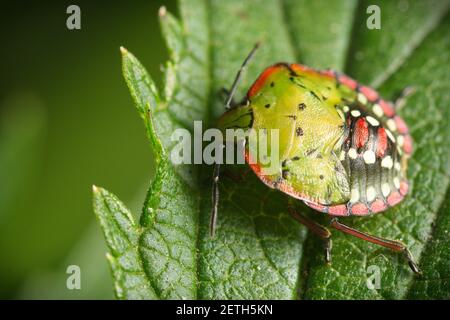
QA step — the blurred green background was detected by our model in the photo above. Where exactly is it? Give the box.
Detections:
[0,0,176,298]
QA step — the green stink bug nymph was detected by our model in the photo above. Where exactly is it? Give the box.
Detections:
[211,44,420,274]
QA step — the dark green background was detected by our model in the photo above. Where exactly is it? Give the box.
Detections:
[0,0,175,298]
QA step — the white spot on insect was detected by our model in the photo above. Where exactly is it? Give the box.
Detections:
[350,188,360,202]
[366,186,376,202]
[351,110,361,117]
[366,116,380,127]
[343,105,350,113]
[393,177,400,189]
[357,93,368,105]
[339,150,346,161]
[381,156,393,169]
[395,162,401,171]
[382,183,391,197]
[372,103,383,117]
[387,119,397,131]
[397,135,405,147]
[386,129,395,142]
[348,148,358,159]
[363,150,376,164]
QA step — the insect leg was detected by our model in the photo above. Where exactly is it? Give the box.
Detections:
[330,218,421,274]
[210,163,221,238]
[393,86,416,111]
[287,207,332,263]
[225,42,260,110]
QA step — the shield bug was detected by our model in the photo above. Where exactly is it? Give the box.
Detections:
[211,44,420,274]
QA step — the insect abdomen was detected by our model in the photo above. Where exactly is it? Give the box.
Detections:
[306,75,412,216]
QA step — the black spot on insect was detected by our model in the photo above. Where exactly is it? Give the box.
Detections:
[270,81,275,87]
[326,86,332,91]
[289,76,307,89]
[282,159,288,167]
[291,156,300,161]
[282,169,290,179]
[298,103,306,110]
[286,115,297,120]
[306,148,317,156]
[296,127,304,136]
[316,153,323,159]
[319,174,324,180]
[264,103,271,108]
[322,95,328,101]
[310,91,321,101]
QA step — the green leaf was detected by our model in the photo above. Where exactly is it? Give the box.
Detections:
[407,188,450,299]
[93,186,156,299]
[283,0,358,70]
[302,9,450,299]
[347,0,450,87]
[95,0,450,299]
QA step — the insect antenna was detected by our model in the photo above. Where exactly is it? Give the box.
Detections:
[225,42,260,110]
[210,43,260,238]
[210,162,221,237]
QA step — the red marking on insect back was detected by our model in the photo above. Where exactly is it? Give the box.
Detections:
[403,135,413,154]
[355,118,369,149]
[400,181,409,196]
[351,203,369,216]
[376,127,388,157]
[290,63,336,81]
[328,204,348,216]
[290,63,313,74]
[245,149,314,203]
[360,85,379,102]
[278,182,315,203]
[394,116,408,134]
[387,192,403,206]
[247,64,284,98]
[338,74,358,90]
[244,150,262,176]
[370,199,387,213]
[320,69,336,79]
[379,99,395,117]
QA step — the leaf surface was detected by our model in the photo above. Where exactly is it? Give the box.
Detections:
[94,0,450,299]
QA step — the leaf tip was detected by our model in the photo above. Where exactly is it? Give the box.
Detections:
[158,6,167,18]
[92,184,99,193]
[119,46,128,56]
